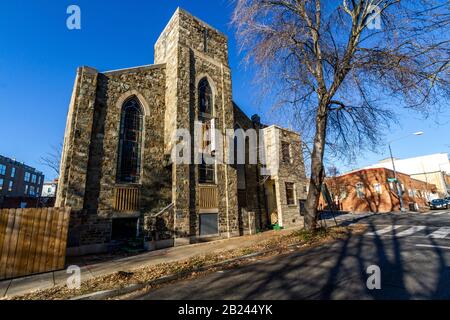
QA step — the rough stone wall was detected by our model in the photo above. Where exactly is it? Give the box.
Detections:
[56,67,98,210]
[58,8,307,251]
[67,210,112,247]
[233,104,269,231]
[320,168,435,213]
[155,8,239,240]
[264,126,308,229]
[88,65,170,216]
[58,64,172,247]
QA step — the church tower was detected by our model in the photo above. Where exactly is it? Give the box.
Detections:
[154,8,240,242]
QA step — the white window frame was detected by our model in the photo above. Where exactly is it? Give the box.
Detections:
[373,183,382,195]
[355,182,365,199]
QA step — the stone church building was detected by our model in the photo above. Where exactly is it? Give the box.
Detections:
[56,8,308,255]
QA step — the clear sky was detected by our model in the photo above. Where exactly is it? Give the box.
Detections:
[0,1,449,181]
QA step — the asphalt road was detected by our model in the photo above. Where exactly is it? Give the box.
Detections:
[127,211,450,300]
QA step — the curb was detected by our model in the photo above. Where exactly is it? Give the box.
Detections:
[70,245,299,300]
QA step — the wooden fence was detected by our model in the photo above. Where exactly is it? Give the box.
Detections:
[0,207,71,280]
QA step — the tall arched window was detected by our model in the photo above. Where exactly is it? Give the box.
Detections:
[198,77,213,119]
[198,77,215,184]
[117,97,143,183]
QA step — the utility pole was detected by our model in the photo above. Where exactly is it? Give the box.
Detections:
[387,131,424,212]
[389,144,405,212]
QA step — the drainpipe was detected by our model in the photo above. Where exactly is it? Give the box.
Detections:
[221,63,230,238]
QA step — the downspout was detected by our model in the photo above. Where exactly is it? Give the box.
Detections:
[221,63,230,238]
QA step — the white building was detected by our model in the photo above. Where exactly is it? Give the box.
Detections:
[365,153,450,197]
[41,180,58,197]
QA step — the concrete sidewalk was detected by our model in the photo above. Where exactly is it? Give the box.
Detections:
[0,229,294,299]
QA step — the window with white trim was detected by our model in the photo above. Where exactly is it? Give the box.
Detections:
[373,183,382,194]
[356,182,365,198]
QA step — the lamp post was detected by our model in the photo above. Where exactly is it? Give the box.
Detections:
[388,131,424,212]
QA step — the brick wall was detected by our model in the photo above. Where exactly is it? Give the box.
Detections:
[321,168,436,213]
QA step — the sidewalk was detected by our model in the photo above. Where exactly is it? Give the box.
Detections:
[0,229,294,299]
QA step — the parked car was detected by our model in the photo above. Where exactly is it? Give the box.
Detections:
[445,197,450,204]
[430,199,449,210]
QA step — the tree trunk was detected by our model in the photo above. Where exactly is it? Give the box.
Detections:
[304,102,328,231]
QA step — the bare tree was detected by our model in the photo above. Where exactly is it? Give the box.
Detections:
[232,0,449,231]
[40,143,62,178]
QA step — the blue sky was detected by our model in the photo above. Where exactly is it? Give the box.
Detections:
[0,1,448,181]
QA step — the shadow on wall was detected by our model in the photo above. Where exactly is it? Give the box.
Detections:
[321,170,432,213]
[352,171,395,213]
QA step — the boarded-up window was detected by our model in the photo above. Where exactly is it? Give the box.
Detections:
[199,213,218,236]
[200,213,219,236]
[286,182,295,205]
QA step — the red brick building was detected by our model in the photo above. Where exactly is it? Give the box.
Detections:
[319,168,437,213]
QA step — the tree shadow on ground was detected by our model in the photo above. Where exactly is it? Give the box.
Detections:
[133,215,450,300]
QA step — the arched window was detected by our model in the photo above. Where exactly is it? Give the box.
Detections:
[198,78,215,184]
[117,97,143,183]
[198,77,213,119]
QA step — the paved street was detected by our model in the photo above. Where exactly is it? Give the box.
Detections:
[129,211,450,300]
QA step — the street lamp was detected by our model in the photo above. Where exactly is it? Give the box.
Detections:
[388,131,424,212]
